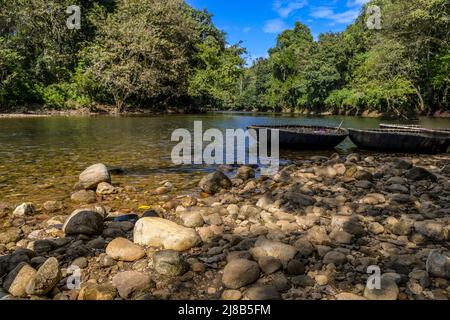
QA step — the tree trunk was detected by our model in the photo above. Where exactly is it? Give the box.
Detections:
[412,85,425,114]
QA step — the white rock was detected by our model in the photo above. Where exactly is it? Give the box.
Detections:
[133,217,201,251]
[13,203,35,217]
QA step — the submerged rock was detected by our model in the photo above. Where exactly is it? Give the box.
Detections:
[79,163,111,190]
[12,203,35,217]
[199,171,232,194]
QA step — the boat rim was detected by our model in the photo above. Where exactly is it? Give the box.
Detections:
[247,124,349,136]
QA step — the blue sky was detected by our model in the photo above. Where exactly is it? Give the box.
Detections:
[187,0,369,62]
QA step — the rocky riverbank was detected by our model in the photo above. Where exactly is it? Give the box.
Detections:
[0,153,449,300]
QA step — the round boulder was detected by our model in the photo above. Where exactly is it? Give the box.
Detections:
[79,163,111,190]
[63,209,104,236]
[222,259,260,289]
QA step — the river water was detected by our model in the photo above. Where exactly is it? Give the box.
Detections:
[0,113,449,206]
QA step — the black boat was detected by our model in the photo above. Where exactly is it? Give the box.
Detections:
[380,123,450,133]
[247,125,348,149]
[348,128,449,154]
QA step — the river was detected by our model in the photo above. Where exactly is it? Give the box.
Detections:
[0,113,449,206]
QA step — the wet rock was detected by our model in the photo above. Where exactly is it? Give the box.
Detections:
[222,259,260,289]
[26,257,61,296]
[250,238,297,267]
[243,285,281,300]
[405,167,437,182]
[426,250,450,279]
[96,182,117,195]
[236,166,255,180]
[79,163,111,190]
[71,190,97,204]
[221,290,242,300]
[43,201,63,213]
[3,263,36,297]
[153,250,189,276]
[364,276,399,300]
[133,217,201,251]
[180,212,204,228]
[63,210,104,236]
[258,257,282,275]
[78,283,117,300]
[106,238,145,262]
[199,171,232,194]
[112,271,152,299]
[12,203,35,217]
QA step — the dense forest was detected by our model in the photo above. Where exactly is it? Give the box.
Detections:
[0,0,449,116]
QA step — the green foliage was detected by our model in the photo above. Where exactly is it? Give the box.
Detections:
[237,0,450,115]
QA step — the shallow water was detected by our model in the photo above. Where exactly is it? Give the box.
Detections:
[0,113,449,205]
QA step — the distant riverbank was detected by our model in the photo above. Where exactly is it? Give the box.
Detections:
[1,106,450,119]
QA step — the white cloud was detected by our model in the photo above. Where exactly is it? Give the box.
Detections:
[332,9,360,23]
[273,0,308,18]
[309,7,360,24]
[263,19,288,34]
[346,0,369,6]
[310,7,334,18]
